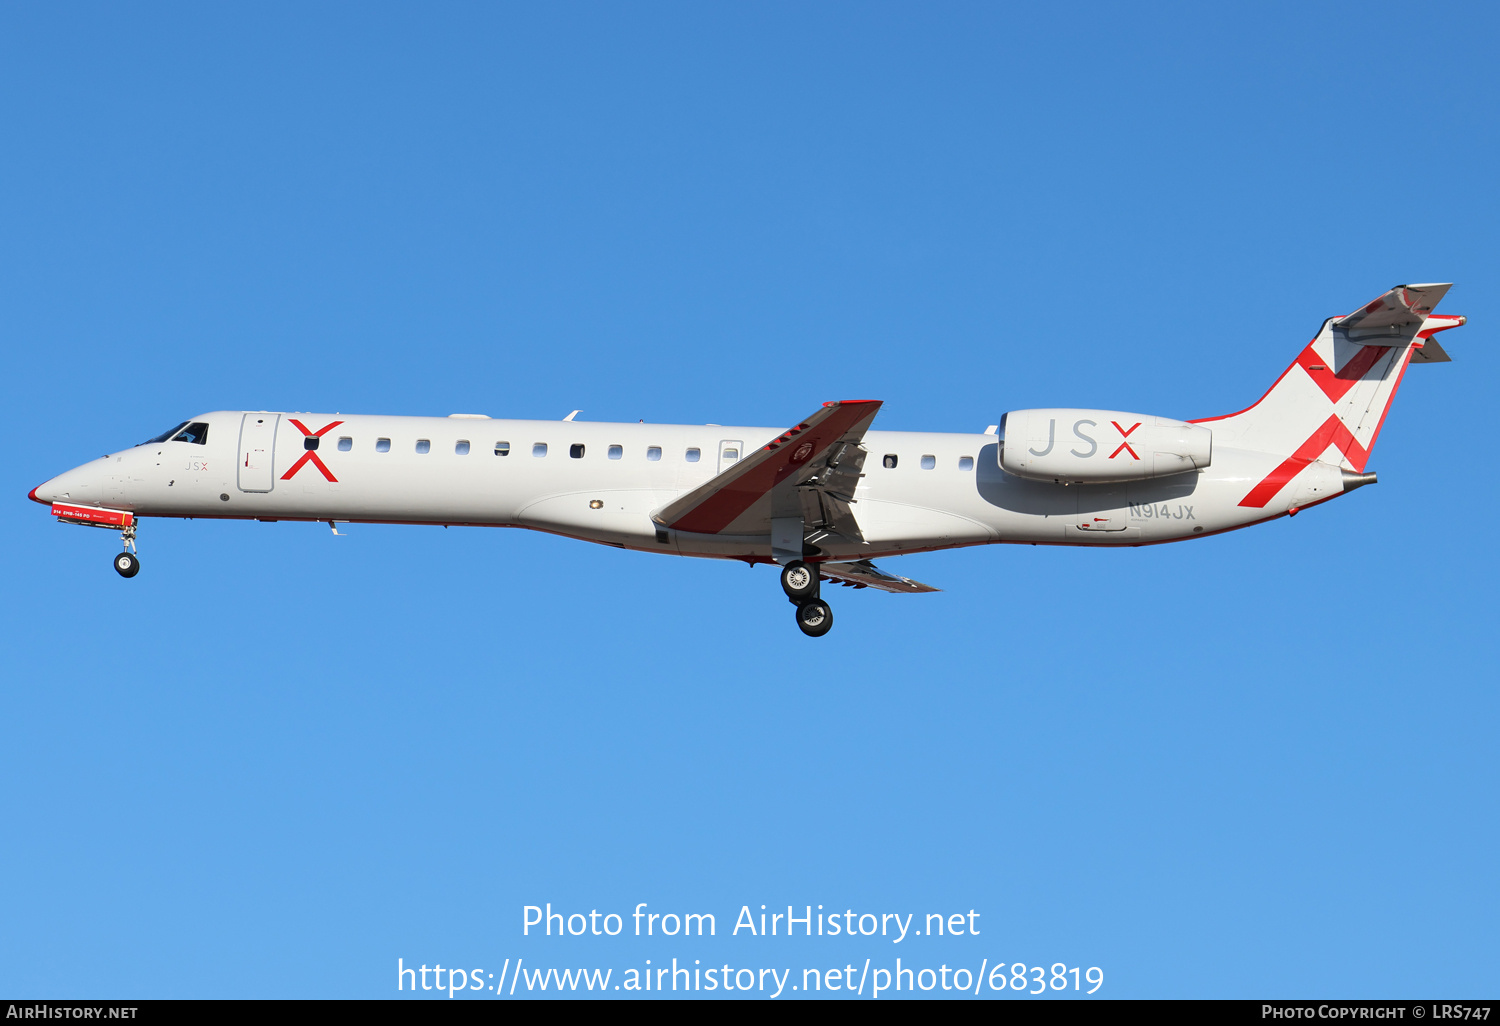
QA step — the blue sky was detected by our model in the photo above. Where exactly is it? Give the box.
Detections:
[2,1,1496,999]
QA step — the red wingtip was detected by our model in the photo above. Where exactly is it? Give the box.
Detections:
[28,486,44,504]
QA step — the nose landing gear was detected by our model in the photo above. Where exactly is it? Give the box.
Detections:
[114,522,140,578]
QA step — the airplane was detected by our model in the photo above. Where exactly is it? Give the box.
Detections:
[29,284,1465,637]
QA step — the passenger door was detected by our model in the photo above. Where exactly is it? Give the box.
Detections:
[717,439,744,476]
[238,414,280,492]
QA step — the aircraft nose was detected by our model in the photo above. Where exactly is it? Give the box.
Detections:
[30,468,84,506]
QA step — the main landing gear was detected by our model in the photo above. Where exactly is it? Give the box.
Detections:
[781,560,833,637]
[795,597,833,637]
[113,522,140,578]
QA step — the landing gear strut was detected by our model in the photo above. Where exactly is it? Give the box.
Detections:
[114,522,140,578]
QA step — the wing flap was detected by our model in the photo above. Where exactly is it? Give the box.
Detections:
[817,559,939,594]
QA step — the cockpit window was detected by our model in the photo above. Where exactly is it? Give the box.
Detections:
[144,422,190,445]
[173,422,210,445]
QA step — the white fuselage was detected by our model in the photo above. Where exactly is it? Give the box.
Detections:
[33,410,1336,561]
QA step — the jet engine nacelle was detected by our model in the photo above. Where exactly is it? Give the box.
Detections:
[1000,409,1212,483]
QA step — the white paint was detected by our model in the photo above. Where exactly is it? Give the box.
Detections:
[30,284,1464,608]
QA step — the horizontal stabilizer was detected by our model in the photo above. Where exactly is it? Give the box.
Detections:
[1334,283,1452,331]
[1409,337,1452,363]
[817,559,939,594]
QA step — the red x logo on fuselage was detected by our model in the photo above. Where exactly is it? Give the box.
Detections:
[280,419,344,482]
[1108,420,1142,460]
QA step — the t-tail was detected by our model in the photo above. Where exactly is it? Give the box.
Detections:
[1195,284,1466,509]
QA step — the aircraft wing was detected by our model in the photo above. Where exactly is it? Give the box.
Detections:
[652,399,882,539]
[817,559,940,594]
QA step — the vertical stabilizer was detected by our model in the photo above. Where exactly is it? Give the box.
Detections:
[1195,285,1464,509]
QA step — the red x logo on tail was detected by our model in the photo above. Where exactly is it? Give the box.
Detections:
[280,419,344,482]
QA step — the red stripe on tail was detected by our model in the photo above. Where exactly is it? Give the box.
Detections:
[1237,415,1371,508]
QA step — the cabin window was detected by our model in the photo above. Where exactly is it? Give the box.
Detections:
[376,438,391,453]
[570,444,585,459]
[685,447,701,463]
[722,447,739,461]
[416,439,431,454]
[455,440,470,455]
[304,436,320,451]
[608,445,623,460]
[337,437,352,451]
[958,456,974,471]
[494,441,510,456]
[883,454,898,469]
[647,446,662,461]
[533,443,548,457]
[921,454,936,470]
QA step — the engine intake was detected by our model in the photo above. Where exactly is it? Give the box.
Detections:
[999,409,1211,484]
